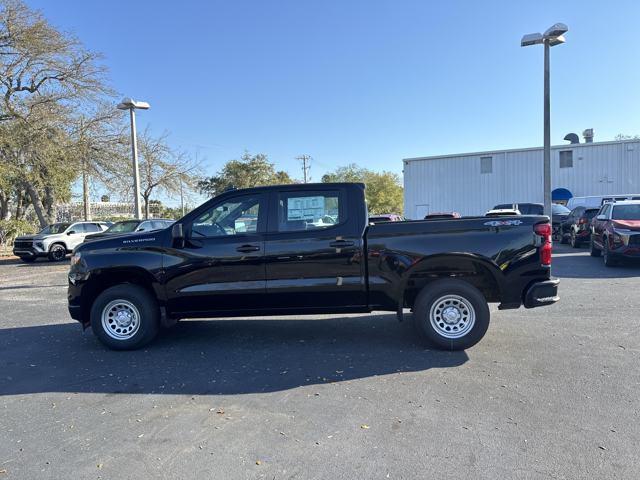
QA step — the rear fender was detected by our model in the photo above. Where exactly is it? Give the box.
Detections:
[399,253,506,307]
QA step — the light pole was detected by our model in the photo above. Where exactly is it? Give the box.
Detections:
[521,23,568,220]
[117,98,150,219]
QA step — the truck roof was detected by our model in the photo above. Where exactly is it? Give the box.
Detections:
[215,182,365,195]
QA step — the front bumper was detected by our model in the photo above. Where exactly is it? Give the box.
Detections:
[12,242,47,258]
[524,278,560,308]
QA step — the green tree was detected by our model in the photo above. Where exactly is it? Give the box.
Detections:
[198,152,295,197]
[322,163,403,214]
[0,0,114,228]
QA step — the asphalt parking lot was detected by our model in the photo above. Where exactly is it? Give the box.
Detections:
[1,244,639,479]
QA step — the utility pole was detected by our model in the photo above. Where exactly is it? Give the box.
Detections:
[82,160,91,221]
[521,23,568,220]
[117,98,150,220]
[180,178,185,216]
[297,155,311,183]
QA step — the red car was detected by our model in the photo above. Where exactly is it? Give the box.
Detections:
[590,201,640,266]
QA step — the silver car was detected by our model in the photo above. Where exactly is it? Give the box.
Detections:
[13,221,110,263]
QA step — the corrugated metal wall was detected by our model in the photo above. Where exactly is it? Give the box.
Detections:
[403,140,640,219]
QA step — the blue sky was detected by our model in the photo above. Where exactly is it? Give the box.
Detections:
[29,0,640,197]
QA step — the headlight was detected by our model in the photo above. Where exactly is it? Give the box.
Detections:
[70,251,82,266]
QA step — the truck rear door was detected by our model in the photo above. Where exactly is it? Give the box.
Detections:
[263,187,367,310]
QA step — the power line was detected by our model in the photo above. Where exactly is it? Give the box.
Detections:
[296,155,312,183]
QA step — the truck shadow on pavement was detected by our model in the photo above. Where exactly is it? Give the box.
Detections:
[0,314,468,396]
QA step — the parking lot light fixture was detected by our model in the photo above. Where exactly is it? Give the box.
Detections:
[117,98,151,219]
[521,23,568,220]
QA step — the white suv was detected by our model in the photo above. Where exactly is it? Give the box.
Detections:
[13,221,110,262]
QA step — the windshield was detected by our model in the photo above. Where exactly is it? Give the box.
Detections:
[552,204,571,215]
[39,223,70,234]
[585,209,599,219]
[106,221,140,233]
[612,205,640,220]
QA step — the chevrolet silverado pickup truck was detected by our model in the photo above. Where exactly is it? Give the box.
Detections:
[68,183,559,351]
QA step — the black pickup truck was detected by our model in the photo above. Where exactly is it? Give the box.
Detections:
[68,183,558,351]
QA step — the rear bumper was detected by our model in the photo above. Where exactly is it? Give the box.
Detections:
[524,278,559,308]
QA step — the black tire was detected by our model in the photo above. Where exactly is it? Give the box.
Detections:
[90,284,160,350]
[570,231,579,248]
[560,232,569,245]
[413,279,490,351]
[48,243,67,262]
[603,240,617,267]
[590,238,601,257]
[19,256,36,263]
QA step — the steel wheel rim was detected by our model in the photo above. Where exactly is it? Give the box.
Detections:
[429,294,476,339]
[52,246,65,260]
[101,299,141,340]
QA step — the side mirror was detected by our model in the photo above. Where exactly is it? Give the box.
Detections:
[171,223,184,248]
[596,215,606,221]
[67,231,75,235]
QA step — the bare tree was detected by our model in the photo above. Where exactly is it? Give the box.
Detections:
[0,0,110,123]
[134,129,201,219]
[66,105,129,219]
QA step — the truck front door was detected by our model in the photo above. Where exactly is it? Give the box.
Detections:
[164,193,267,315]
[263,187,367,310]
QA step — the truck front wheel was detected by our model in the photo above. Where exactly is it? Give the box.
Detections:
[90,284,159,350]
[413,279,490,351]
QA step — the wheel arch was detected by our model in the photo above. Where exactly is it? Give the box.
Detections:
[79,267,163,325]
[400,253,505,309]
[49,240,68,251]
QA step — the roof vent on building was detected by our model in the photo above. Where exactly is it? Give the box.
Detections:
[583,128,594,143]
[564,133,580,144]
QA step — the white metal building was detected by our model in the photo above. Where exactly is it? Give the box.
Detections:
[403,138,640,219]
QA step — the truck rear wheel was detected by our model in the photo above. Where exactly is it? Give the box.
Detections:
[90,284,159,350]
[413,279,490,351]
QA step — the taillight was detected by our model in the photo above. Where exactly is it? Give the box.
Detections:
[534,222,552,266]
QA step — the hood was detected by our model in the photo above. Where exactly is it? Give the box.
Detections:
[15,234,37,241]
[83,231,113,242]
[613,220,640,231]
[75,230,164,253]
[15,233,53,241]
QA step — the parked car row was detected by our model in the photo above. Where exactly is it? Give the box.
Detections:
[588,200,640,267]
[549,199,640,266]
[489,202,571,240]
[13,219,175,263]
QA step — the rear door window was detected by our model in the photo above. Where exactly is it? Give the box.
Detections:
[276,191,342,232]
[84,223,102,233]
